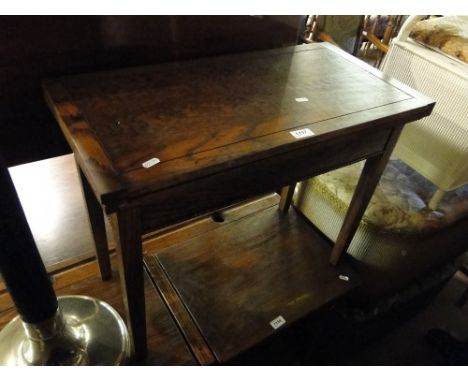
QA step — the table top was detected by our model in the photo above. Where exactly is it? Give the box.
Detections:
[43,43,434,211]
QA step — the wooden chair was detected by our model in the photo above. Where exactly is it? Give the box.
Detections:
[359,15,407,67]
[304,15,364,55]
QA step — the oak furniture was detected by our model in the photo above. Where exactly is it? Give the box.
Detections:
[43,43,434,360]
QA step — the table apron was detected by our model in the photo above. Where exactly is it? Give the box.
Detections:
[135,125,393,234]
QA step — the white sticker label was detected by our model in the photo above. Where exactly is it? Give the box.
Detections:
[142,157,161,168]
[295,97,309,103]
[290,128,315,139]
[270,315,286,330]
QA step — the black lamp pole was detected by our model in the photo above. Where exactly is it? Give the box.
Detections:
[0,154,130,365]
[0,156,58,323]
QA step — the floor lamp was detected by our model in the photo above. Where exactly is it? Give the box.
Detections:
[0,155,130,365]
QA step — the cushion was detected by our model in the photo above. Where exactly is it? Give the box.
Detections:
[293,158,468,297]
[410,16,468,64]
[313,158,468,234]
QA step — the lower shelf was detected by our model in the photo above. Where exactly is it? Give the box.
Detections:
[145,196,360,364]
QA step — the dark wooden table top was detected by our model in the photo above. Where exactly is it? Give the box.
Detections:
[43,43,433,212]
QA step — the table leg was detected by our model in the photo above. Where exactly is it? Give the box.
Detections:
[112,207,147,361]
[329,126,403,266]
[279,183,297,213]
[76,164,112,280]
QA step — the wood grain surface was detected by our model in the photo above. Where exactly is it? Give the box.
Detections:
[142,194,281,365]
[136,124,392,233]
[1,16,302,166]
[148,204,360,363]
[43,43,434,211]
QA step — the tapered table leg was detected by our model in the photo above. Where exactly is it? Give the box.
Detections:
[112,207,147,361]
[279,183,297,213]
[330,126,403,266]
[76,162,112,280]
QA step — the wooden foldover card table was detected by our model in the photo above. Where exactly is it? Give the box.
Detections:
[43,43,434,361]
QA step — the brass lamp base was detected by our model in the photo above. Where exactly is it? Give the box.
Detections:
[0,295,131,365]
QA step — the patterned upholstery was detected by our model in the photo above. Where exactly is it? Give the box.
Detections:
[410,16,468,64]
[307,159,468,234]
[293,159,468,297]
